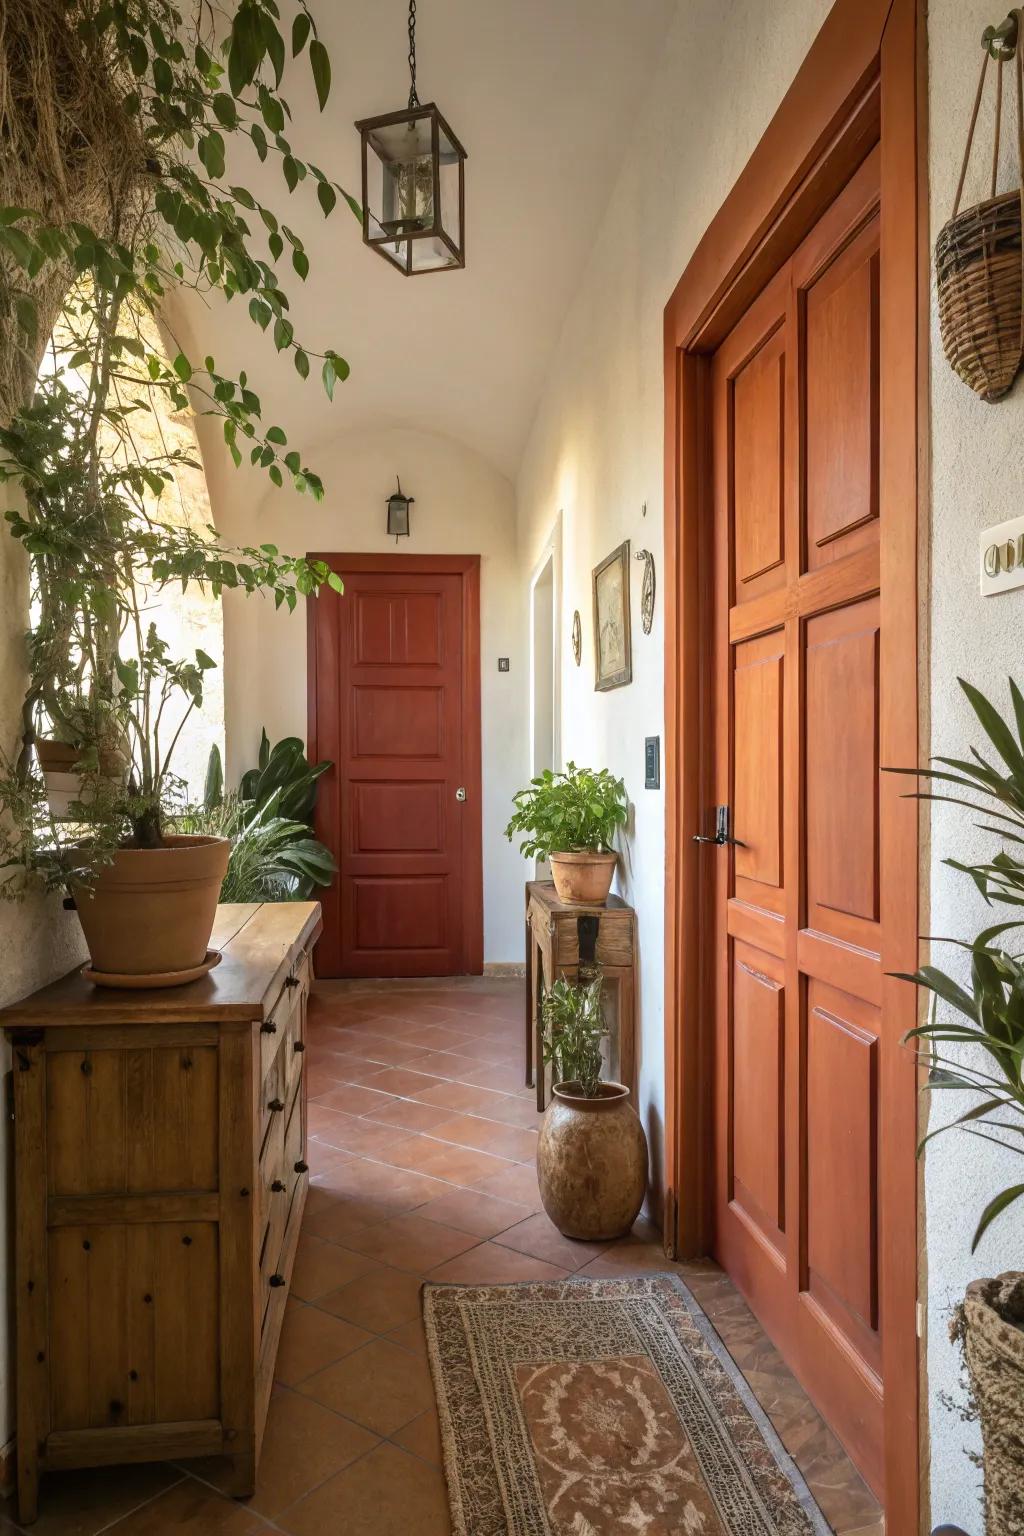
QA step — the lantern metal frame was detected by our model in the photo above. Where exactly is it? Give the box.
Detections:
[386,477,414,540]
[355,103,467,276]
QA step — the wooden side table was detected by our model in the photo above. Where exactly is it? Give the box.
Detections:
[524,880,636,1109]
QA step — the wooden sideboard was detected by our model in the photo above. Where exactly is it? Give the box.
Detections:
[525,880,636,1109]
[0,901,320,1524]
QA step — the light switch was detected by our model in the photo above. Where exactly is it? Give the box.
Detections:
[645,736,660,789]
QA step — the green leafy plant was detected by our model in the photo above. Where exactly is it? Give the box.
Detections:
[540,975,608,1098]
[179,729,334,901]
[504,762,627,862]
[894,677,1024,1251]
[0,1,357,873]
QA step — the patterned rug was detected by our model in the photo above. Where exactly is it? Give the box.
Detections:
[423,1273,830,1536]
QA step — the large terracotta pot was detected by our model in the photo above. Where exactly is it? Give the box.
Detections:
[537,1081,647,1241]
[72,835,229,980]
[961,1272,1024,1534]
[548,850,617,905]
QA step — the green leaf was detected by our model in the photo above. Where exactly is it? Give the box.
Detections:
[327,571,344,594]
[266,425,287,444]
[317,181,336,217]
[261,15,285,86]
[268,230,284,260]
[199,131,225,179]
[152,55,173,94]
[128,36,148,75]
[292,12,312,55]
[195,648,216,670]
[309,38,331,109]
[173,353,193,382]
[269,464,283,487]
[212,92,238,129]
[229,2,264,96]
[972,1183,1024,1251]
[248,297,272,330]
[250,122,268,161]
[292,248,309,279]
[283,155,299,193]
[321,357,335,400]
[294,348,309,379]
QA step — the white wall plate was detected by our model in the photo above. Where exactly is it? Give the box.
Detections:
[980,512,1024,596]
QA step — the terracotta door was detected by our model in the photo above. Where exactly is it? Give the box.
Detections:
[708,147,888,1490]
[308,555,482,978]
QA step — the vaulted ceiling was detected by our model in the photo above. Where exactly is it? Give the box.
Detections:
[172,0,677,479]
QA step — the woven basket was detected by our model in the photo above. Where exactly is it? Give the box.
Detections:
[937,19,1024,402]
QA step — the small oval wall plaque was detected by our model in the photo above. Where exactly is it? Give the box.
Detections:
[634,548,655,634]
[571,609,582,666]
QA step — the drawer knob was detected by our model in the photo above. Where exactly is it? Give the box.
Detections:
[294,1159,309,1174]
[269,1273,286,1288]
[268,1097,285,1113]
[271,1179,286,1193]
[261,1021,277,1035]
[293,1040,306,1053]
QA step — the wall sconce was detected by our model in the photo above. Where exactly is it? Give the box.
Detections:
[386,478,414,541]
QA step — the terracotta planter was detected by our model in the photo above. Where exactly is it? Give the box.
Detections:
[72,835,229,981]
[537,1081,647,1241]
[548,850,617,905]
[961,1272,1024,1533]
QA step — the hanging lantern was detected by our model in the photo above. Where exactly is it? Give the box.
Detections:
[355,0,467,275]
[386,478,414,540]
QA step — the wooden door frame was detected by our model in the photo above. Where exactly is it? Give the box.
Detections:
[661,0,926,1527]
[306,551,484,975]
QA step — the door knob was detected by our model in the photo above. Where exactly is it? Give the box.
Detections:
[692,805,745,847]
[455,787,467,802]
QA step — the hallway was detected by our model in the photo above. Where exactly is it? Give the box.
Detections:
[0,977,882,1535]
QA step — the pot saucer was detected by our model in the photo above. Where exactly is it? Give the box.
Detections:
[82,949,222,990]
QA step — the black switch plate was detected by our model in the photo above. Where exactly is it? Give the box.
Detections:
[498,657,510,672]
[645,735,660,789]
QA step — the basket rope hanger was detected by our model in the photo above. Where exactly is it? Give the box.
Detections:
[953,11,1023,219]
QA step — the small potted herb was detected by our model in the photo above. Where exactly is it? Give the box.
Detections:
[505,762,627,905]
[535,976,647,1242]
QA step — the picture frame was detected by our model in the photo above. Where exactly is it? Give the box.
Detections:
[592,539,632,691]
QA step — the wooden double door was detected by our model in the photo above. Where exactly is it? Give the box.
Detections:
[708,146,891,1490]
[307,554,483,978]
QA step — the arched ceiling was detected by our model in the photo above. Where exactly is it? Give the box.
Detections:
[172,0,677,480]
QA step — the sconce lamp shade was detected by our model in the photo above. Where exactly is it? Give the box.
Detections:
[386,479,414,539]
[355,103,467,275]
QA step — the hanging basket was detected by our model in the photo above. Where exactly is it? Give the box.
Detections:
[936,13,1024,403]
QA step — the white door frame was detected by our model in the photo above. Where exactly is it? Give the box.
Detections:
[528,511,562,780]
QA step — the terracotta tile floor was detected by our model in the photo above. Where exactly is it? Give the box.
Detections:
[2,977,884,1536]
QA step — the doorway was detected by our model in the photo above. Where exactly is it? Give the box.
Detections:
[307,553,483,978]
[529,518,562,877]
[663,0,923,1528]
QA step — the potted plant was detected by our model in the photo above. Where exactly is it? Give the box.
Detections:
[896,677,1024,1533]
[505,762,627,904]
[535,975,647,1241]
[0,2,356,982]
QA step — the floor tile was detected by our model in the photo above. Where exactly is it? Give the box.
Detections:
[276,1442,450,1536]
[364,1097,455,1133]
[274,1299,372,1386]
[289,1234,380,1300]
[187,1386,378,1517]
[13,1463,185,1536]
[308,1081,399,1118]
[99,1477,266,1535]
[494,1210,609,1271]
[359,1066,449,1098]
[390,1407,443,1466]
[318,1264,424,1332]
[297,1338,435,1436]
[342,1212,480,1273]
[462,1061,533,1094]
[414,1184,533,1238]
[427,1112,538,1163]
[411,1050,489,1081]
[308,1107,409,1159]
[311,1157,452,1215]
[471,1160,545,1210]
[385,1315,429,1358]
[426,1240,569,1285]
[379,1134,515,1188]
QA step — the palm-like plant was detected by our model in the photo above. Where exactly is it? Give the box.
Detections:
[895,677,1024,1250]
[540,976,608,1098]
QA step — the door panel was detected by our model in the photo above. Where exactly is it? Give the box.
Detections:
[309,559,482,978]
[711,148,885,1491]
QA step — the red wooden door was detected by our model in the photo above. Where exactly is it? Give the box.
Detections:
[308,555,482,978]
[709,149,888,1491]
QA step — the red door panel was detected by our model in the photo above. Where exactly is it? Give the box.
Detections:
[308,556,482,978]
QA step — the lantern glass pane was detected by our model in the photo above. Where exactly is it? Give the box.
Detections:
[437,121,462,252]
[364,116,435,248]
[387,496,410,537]
[408,234,460,273]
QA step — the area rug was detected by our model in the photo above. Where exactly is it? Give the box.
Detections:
[423,1272,830,1536]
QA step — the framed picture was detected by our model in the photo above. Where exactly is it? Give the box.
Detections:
[592,539,632,690]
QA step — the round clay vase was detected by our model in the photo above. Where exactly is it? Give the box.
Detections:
[961,1272,1024,1534]
[548,850,617,905]
[537,1081,648,1241]
[72,835,230,981]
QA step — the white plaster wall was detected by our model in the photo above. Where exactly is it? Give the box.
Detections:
[514,0,832,1198]
[206,424,526,966]
[926,4,1024,1527]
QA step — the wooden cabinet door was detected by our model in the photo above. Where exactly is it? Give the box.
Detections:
[709,148,888,1492]
[309,556,482,977]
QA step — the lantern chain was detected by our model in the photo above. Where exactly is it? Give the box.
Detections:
[407,0,420,109]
